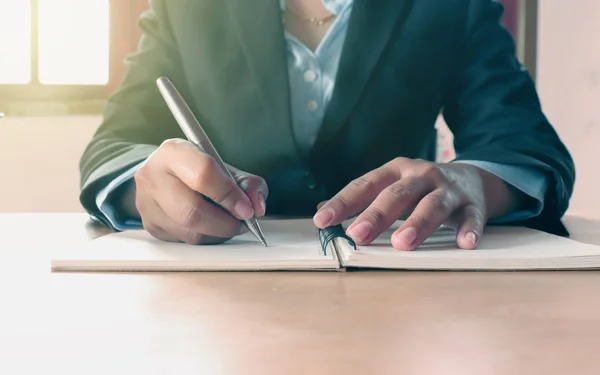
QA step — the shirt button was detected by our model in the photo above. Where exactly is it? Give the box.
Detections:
[303,70,317,82]
[307,100,318,112]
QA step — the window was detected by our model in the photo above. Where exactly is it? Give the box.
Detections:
[38,0,110,85]
[0,0,147,107]
[0,1,31,85]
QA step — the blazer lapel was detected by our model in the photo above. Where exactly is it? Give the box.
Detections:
[225,0,294,148]
[316,0,416,147]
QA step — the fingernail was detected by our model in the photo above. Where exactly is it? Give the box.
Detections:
[314,207,334,227]
[258,192,267,216]
[347,221,372,243]
[348,221,373,242]
[465,231,478,247]
[396,227,417,246]
[234,200,254,220]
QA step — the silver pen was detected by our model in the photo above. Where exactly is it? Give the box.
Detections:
[156,76,267,246]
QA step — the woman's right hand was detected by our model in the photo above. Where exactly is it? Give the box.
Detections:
[131,138,268,244]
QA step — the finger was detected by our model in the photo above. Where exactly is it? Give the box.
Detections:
[316,200,329,210]
[391,188,462,251]
[345,177,433,245]
[155,173,243,239]
[313,167,400,228]
[145,209,238,245]
[316,200,361,220]
[161,139,255,220]
[142,213,180,243]
[398,204,417,221]
[146,224,181,243]
[137,197,182,242]
[138,174,243,243]
[157,215,240,245]
[234,171,269,217]
[454,204,486,250]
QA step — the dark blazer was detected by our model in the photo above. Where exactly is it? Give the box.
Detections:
[79,0,575,235]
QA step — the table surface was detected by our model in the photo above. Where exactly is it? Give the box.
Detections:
[1,212,600,375]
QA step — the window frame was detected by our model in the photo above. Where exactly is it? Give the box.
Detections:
[0,0,146,107]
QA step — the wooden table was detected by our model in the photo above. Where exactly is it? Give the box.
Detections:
[1,213,600,374]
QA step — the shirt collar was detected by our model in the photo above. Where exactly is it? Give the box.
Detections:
[279,0,351,16]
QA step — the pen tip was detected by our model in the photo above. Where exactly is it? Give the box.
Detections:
[245,220,268,247]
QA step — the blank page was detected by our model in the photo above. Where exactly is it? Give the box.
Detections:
[339,222,600,270]
[51,219,338,271]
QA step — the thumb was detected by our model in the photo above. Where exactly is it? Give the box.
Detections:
[229,166,269,217]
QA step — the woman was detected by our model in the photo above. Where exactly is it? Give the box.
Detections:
[79,0,574,250]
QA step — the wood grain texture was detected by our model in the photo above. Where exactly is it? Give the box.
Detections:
[0,213,599,374]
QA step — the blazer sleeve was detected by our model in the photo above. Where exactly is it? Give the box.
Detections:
[442,0,575,235]
[78,0,187,220]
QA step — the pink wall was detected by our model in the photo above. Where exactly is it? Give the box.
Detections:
[537,0,600,215]
[0,116,98,212]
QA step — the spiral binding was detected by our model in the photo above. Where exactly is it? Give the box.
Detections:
[318,224,356,255]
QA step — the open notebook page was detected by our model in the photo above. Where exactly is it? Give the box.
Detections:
[336,222,600,270]
[51,218,339,271]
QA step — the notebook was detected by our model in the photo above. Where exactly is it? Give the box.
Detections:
[51,218,600,272]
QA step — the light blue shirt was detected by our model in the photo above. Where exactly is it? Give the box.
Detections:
[95,0,547,231]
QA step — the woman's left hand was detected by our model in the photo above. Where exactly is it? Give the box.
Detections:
[313,157,525,250]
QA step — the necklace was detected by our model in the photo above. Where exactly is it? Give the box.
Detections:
[286,7,335,26]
